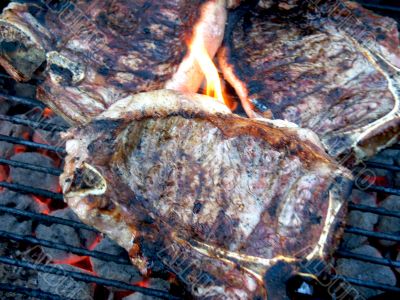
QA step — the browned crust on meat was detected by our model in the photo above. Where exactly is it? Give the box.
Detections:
[62,90,352,299]
[0,1,226,125]
[219,0,400,163]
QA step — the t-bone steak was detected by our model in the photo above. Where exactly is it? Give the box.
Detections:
[61,89,352,299]
[219,0,400,162]
[0,0,226,124]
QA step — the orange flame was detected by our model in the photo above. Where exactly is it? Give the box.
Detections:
[189,27,226,105]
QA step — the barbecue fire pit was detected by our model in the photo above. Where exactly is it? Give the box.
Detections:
[0,1,399,300]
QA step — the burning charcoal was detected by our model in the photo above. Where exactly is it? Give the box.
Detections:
[91,237,141,284]
[394,173,400,189]
[365,154,394,186]
[0,262,38,300]
[0,99,10,115]
[341,190,378,249]
[336,245,396,298]
[35,208,97,261]
[13,82,36,99]
[376,195,400,247]
[38,264,94,300]
[9,152,59,192]
[367,153,394,166]
[378,149,400,166]
[123,278,170,300]
[0,117,32,159]
[0,190,46,235]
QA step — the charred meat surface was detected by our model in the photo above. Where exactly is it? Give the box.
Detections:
[61,89,352,299]
[0,0,226,124]
[219,0,400,162]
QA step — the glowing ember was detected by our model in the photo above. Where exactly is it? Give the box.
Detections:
[189,26,226,106]
[53,256,95,273]
[43,107,53,118]
[13,132,30,154]
[0,165,8,191]
[135,278,150,288]
[364,175,389,187]
[88,235,102,251]
[32,195,50,214]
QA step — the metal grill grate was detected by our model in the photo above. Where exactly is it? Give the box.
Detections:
[0,86,180,299]
[0,1,399,299]
[0,79,399,299]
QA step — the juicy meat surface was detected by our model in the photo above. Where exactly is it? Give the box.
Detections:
[219,0,400,162]
[0,0,226,124]
[61,90,352,299]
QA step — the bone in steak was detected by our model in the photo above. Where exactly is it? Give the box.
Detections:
[0,0,226,124]
[219,0,400,162]
[61,89,352,299]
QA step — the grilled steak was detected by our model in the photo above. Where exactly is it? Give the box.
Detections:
[219,0,400,162]
[0,0,226,124]
[61,89,352,299]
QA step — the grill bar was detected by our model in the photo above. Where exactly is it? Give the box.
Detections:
[365,161,400,172]
[0,114,68,132]
[336,249,400,268]
[0,230,132,265]
[0,256,181,300]
[0,181,63,200]
[0,92,45,108]
[360,184,400,196]
[357,2,400,13]
[0,158,62,176]
[0,134,66,154]
[0,283,75,300]
[348,201,400,218]
[344,226,400,242]
[331,275,400,293]
[0,205,97,232]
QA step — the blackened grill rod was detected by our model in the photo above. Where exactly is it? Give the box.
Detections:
[0,134,66,154]
[0,283,76,300]
[0,181,63,200]
[336,249,400,268]
[0,158,62,176]
[0,205,96,232]
[0,256,181,300]
[357,2,400,13]
[331,274,400,293]
[344,226,400,242]
[0,114,68,132]
[360,184,400,196]
[364,161,400,172]
[348,201,400,218]
[0,92,45,108]
[0,230,132,265]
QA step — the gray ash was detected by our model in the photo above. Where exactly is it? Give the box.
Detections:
[336,245,396,299]
[91,237,141,285]
[9,152,59,192]
[35,208,98,262]
[38,264,94,300]
[341,190,378,250]
[0,190,46,236]
[0,115,32,159]
[335,148,400,298]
